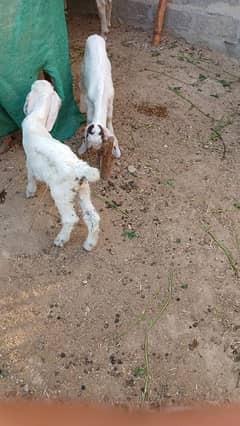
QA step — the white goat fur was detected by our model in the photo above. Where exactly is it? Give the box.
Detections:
[22,80,100,251]
[78,34,121,159]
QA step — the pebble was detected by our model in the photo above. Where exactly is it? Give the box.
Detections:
[23,384,29,393]
[128,165,137,175]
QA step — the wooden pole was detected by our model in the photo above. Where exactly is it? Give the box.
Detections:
[152,0,168,47]
[98,137,114,179]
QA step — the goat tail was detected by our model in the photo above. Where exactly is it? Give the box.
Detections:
[76,162,100,183]
[83,166,100,183]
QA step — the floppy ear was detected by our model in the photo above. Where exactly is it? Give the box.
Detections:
[78,138,88,156]
[23,93,30,115]
[45,91,62,132]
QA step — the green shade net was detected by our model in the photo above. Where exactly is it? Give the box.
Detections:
[0,0,84,140]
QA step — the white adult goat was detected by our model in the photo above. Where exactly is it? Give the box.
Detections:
[78,34,121,159]
[96,0,112,36]
[22,80,100,251]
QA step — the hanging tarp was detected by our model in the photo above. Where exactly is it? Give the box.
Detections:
[0,0,84,140]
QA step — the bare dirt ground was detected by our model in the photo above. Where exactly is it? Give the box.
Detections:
[1,16,240,408]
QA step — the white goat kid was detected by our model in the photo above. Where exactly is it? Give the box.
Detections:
[78,34,121,159]
[22,80,100,251]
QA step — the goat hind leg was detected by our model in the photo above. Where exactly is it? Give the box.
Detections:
[78,100,95,155]
[26,165,37,198]
[79,72,87,113]
[51,189,79,247]
[107,98,121,158]
[78,182,100,251]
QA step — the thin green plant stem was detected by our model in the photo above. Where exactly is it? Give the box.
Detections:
[141,271,173,402]
[93,191,129,217]
[203,225,238,276]
[168,86,215,121]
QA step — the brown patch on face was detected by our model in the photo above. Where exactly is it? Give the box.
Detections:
[98,125,105,145]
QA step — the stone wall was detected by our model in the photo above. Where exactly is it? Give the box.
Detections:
[67,0,240,58]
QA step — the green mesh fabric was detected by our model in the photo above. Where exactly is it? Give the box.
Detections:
[0,0,84,140]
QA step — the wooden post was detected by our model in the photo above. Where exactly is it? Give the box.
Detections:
[152,0,168,47]
[98,137,114,179]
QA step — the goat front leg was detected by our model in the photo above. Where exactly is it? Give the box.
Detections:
[78,99,94,156]
[26,165,37,198]
[78,181,100,251]
[79,93,87,114]
[106,0,112,29]
[107,98,121,158]
[51,187,79,247]
[79,69,87,114]
[96,0,109,36]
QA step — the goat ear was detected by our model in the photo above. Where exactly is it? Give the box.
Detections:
[46,91,62,132]
[23,94,30,115]
[78,138,88,156]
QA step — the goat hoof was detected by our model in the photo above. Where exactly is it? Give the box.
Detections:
[54,237,65,247]
[112,146,121,159]
[83,240,95,252]
[101,29,109,39]
[26,191,36,199]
